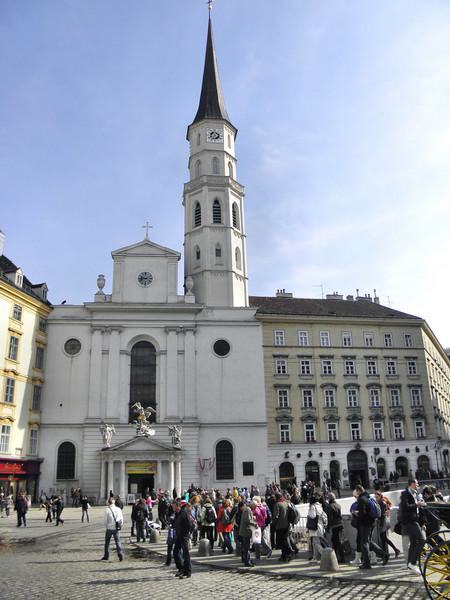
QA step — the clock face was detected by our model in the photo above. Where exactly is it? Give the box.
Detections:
[206,128,223,143]
[137,271,153,287]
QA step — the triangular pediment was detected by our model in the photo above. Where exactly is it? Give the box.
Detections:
[102,435,180,454]
[112,238,180,260]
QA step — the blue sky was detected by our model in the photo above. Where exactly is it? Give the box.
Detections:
[1,1,449,346]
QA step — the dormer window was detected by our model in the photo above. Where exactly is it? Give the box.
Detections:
[15,270,23,288]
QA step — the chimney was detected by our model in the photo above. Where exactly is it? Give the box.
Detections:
[346,295,354,301]
[326,292,343,300]
[276,289,293,298]
[0,230,5,256]
[373,289,380,304]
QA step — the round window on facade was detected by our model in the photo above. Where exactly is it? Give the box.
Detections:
[213,339,231,357]
[64,338,81,356]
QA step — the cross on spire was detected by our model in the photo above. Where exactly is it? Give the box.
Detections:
[207,0,213,12]
[142,221,153,240]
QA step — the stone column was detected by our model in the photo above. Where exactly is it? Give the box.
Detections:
[169,461,175,494]
[106,328,122,419]
[155,460,161,490]
[166,328,179,419]
[107,460,114,496]
[99,457,105,500]
[87,328,104,419]
[183,327,196,419]
[120,460,127,499]
[175,460,182,497]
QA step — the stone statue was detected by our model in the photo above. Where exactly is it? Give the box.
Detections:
[99,423,116,448]
[168,424,182,448]
[131,402,156,438]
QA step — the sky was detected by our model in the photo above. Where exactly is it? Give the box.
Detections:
[1,0,449,347]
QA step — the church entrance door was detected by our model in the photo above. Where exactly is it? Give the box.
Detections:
[128,474,154,498]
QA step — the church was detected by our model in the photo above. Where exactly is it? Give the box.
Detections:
[39,16,267,500]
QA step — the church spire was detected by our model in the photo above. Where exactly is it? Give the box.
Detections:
[190,15,232,128]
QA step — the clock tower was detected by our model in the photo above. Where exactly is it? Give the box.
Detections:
[183,15,248,307]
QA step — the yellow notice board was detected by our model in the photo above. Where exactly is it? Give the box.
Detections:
[126,461,157,475]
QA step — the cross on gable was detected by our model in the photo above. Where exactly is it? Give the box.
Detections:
[142,221,153,239]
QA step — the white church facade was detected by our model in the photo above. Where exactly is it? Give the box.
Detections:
[39,16,267,500]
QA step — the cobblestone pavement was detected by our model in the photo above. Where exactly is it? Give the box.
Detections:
[0,508,428,599]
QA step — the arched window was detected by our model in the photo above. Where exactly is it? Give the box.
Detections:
[216,440,234,480]
[376,457,386,479]
[212,156,219,174]
[196,132,201,146]
[227,134,231,148]
[279,461,295,487]
[195,246,201,262]
[228,161,233,178]
[395,456,409,478]
[194,202,202,227]
[305,461,320,486]
[417,455,431,479]
[232,202,240,229]
[329,460,341,484]
[195,160,201,178]
[235,247,242,270]
[129,341,156,423]
[212,199,222,224]
[56,442,76,480]
[215,244,222,261]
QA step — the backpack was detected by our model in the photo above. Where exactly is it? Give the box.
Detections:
[287,503,299,525]
[221,508,230,526]
[205,506,216,524]
[368,497,382,520]
[264,504,272,526]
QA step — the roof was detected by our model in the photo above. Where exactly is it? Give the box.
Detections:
[249,295,422,321]
[190,16,233,129]
[0,254,51,306]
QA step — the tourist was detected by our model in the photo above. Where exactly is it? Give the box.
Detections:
[307,492,328,562]
[45,498,53,523]
[14,493,28,527]
[374,491,400,558]
[399,478,426,574]
[353,485,388,570]
[55,495,65,526]
[238,500,256,567]
[101,496,124,562]
[165,509,176,566]
[199,495,217,551]
[134,498,149,542]
[272,492,293,562]
[81,495,90,523]
[172,499,193,578]
[324,493,345,563]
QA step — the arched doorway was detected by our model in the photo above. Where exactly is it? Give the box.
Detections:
[330,460,341,485]
[347,450,368,488]
[305,461,320,486]
[417,455,431,480]
[395,456,409,478]
[216,440,234,481]
[279,462,295,488]
[376,458,386,480]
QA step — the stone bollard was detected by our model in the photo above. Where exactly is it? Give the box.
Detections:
[198,538,211,556]
[148,529,160,544]
[320,548,340,572]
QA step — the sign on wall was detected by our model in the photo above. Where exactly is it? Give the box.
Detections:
[126,461,157,475]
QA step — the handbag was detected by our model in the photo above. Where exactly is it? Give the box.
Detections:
[306,515,318,530]
[251,526,261,545]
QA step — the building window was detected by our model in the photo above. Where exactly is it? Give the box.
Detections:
[195,246,201,261]
[16,271,23,287]
[274,330,285,346]
[214,244,222,260]
[386,359,397,376]
[415,420,426,439]
[364,333,375,347]
[56,441,76,479]
[227,134,232,148]
[194,202,202,227]
[373,421,384,441]
[35,347,44,370]
[275,358,288,375]
[228,161,233,178]
[212,156,219,174]
[197,132,201,146]
[327,423,338,442]
[4,378,15,403]
[242,461,254,476]
[320,331,330,347]
[129,341,156,423]
[279,424,291,443]
[13,304,22,321]
[393,421,404,440]
[344,359,356,375]
[350,423,361,441]
[235,247,242,270]
[298,331,309,346]
[384,333,393,347]
[32,385,42,410]
[216,440,234,480]
[324,388,335,408]
[369,388,381,407]
[0,425,11,453]
[38,317,47,333]
[8,336,19,361]
[322,359,333,375]
[302,389,314,408]
[232,202,240,229]
[389,388,401,407]
[277,388,289,408]
[212,198,222,223]
[305,423,316,442]
[29,429,38,455]
[404,334,413,348]
[299,359,311,375]
[407,360,417,375]
[347,388,358,407]
[367,360,378,375]
[342,332,352,347]
[194,160,201,178]
[410,388,422,407]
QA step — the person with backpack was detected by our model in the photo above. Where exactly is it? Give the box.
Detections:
[272,492,293,562]
[238,500,256,567]
[134,498,149,542]
[200,496,217,551]
[307,492,328,562]
[324,493,345,563]
[354,484,388,569]
[172,499,194,578]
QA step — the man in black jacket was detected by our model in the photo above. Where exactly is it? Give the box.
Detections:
[15,494,28,527]
[172,499,193,579]
[399,478,426,574]
[354,485,387,569]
